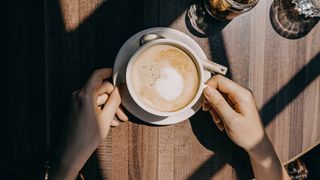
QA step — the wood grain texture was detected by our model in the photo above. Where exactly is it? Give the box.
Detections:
[3,0,319,179]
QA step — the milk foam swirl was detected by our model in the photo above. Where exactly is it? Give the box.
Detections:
[131,44,199,112]
[154,67,183,101]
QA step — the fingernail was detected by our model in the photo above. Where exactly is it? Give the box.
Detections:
[217,123,224,131]
[204,86,215,97]
[214,118,221,124]
[202,103,210,111]
[112,87,121,99]
[111,118,120,126]
[114,86,119,93]
[123,114,129,121]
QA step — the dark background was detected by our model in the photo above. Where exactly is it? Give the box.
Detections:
[2,0,46,179]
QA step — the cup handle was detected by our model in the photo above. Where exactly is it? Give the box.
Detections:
[202,59,228,75]
[139,33,227,75]
[140,34,165,46]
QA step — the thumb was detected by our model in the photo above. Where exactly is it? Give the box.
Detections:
[203,86,239,125]
[99,87,121,127]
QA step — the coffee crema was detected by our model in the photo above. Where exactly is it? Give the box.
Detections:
[131,44,199,112]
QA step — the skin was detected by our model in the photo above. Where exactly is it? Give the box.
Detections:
[50,68,128,179]
[203,75,290,180]
[50,69,289,180]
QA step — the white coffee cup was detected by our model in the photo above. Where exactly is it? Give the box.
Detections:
[126,34,226,117]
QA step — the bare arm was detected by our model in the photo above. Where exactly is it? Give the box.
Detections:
[247,135,290,180]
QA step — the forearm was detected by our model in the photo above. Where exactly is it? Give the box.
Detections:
[49,139,97,180]
[50,161,79,180]
[247,134,290,180]
[49,148,84,179]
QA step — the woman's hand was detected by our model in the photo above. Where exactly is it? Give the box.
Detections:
[203,75,290,180]
[203,75,264,151]
[51,68,128,180]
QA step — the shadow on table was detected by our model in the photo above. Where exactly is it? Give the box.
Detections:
[185,0,252,177]
[188,53,320,179]
[186,6,253,177]
[189,110,254,179]
[269,0,319,39]
[260,53,320,126]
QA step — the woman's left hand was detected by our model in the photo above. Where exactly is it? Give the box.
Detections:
[51,68,128,180]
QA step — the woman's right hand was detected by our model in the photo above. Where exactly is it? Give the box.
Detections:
[203,75,290,180]
[203,75,265,151]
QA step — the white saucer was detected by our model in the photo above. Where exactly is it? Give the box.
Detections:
[113,27,211,125]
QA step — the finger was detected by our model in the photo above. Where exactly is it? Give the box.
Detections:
[202,102,210,111]
[97,81,114,96]
[84,68,113,94]
[111,118,120,127]
[203,86,239,125]
[206,75,251,114]
[206,75,247,95]
[100,87,121,126]
[209,108,221,124]
[202,97,210,111]
[216,122,225,131]
[97,94,109,106]
[204,96,208,103]
[209,108,224,131]
[209,109,225,131]
[116,107,129,122]
[97,93,128,121]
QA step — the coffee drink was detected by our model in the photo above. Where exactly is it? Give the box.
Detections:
[131,44,199,112]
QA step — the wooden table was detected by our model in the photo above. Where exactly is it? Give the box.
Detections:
[3,0,319,179]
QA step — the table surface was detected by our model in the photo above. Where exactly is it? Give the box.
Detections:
[4,0,320,179]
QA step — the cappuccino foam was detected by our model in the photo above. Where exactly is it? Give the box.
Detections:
[131,44,199,112]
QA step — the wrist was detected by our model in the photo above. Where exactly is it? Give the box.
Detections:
[50,142,90,180]
[246,133,277,163]
[48,159,84,180]
[50,153,82,180]
[245,132,288,180]
[57,136,99,171]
